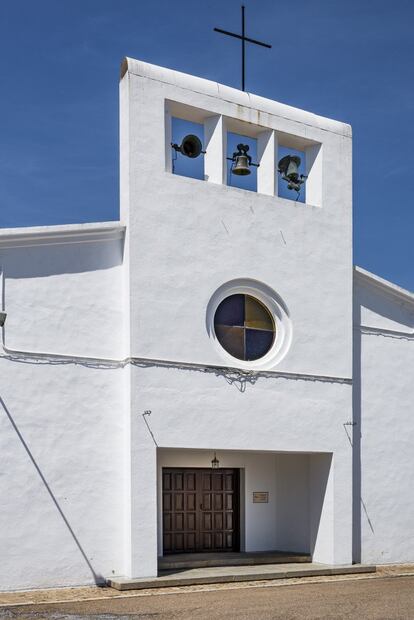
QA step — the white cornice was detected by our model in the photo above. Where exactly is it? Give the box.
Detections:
[0,221,125,249]
[121,57,351,138]
[354,266,414,305]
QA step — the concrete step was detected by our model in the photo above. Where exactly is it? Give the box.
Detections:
[108,562,376,591]
[158,550,311,570]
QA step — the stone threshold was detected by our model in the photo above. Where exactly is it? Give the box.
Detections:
[108,562,376,591]
[159,550,311,570]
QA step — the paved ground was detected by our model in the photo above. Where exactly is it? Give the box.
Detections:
[1,575,413,619]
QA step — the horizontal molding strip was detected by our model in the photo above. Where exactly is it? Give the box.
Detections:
[359,325,414,340]
[0,346,352,385]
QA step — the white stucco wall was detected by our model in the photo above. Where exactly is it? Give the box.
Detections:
[0,225,128,591]
[0,224,126,358]
[275,453,310,553]
[354,269,414,564]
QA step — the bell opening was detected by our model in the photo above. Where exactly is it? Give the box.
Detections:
[227,133,258,191]
[277,146,306,203]
[171,118,204,181]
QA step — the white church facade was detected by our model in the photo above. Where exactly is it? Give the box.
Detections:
[1,58,413,591]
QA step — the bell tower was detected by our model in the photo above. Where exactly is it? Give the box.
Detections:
[120,57,353,578]
[120,56,352,374]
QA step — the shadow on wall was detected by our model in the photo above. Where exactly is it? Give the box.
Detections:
[353,295,363,563]
[0,396,106,586]
[4,238,124,279]
[309,453,332,559]
[352,294,376,564]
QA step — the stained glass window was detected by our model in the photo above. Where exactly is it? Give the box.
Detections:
[214,294,275,361]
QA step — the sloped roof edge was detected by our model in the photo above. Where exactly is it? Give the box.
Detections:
[354,266,414,304]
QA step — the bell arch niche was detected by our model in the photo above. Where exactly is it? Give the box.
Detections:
[165,100,212,180]
[165,100,322,207]
[277,145,307,204]
[170,117,205,180]
[226,132,258,192]
[276,130,322,208]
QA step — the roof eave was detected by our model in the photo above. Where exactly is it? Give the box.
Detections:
[0,221,125,249]
[354,266,414,304]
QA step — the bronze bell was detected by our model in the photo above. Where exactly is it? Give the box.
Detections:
[278,154,306,192]
[171,134,204,158]
[230,143,253,176]
[278,155,301,182]
[232,153,251,175]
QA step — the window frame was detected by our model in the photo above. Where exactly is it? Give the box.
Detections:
[206,279,292,370]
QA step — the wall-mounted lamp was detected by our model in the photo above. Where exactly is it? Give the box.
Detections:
[211,451,220,469]
[0,312,7,327]
[227,144,259,176]
[278,155,307,194]
[171,134,205,159]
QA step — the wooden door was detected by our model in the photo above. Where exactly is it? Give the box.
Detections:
[162,468,239,554]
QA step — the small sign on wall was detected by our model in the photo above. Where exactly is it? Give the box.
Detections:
[253,491,269,503]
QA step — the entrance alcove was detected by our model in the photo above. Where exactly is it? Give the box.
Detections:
[157,448,333,565]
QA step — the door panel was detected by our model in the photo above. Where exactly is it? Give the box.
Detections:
[162,468,239,554]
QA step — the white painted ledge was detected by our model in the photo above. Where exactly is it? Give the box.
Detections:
[0,221,125,248]
[121,57,352,138]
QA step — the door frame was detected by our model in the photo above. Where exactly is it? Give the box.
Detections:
[161,467,241,555]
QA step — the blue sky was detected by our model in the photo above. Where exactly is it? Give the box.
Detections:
[1,0,413,289]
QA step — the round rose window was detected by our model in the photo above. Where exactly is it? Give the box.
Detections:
[214,294,276,361]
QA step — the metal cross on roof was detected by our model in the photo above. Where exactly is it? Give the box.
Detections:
[214,5,272,92]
